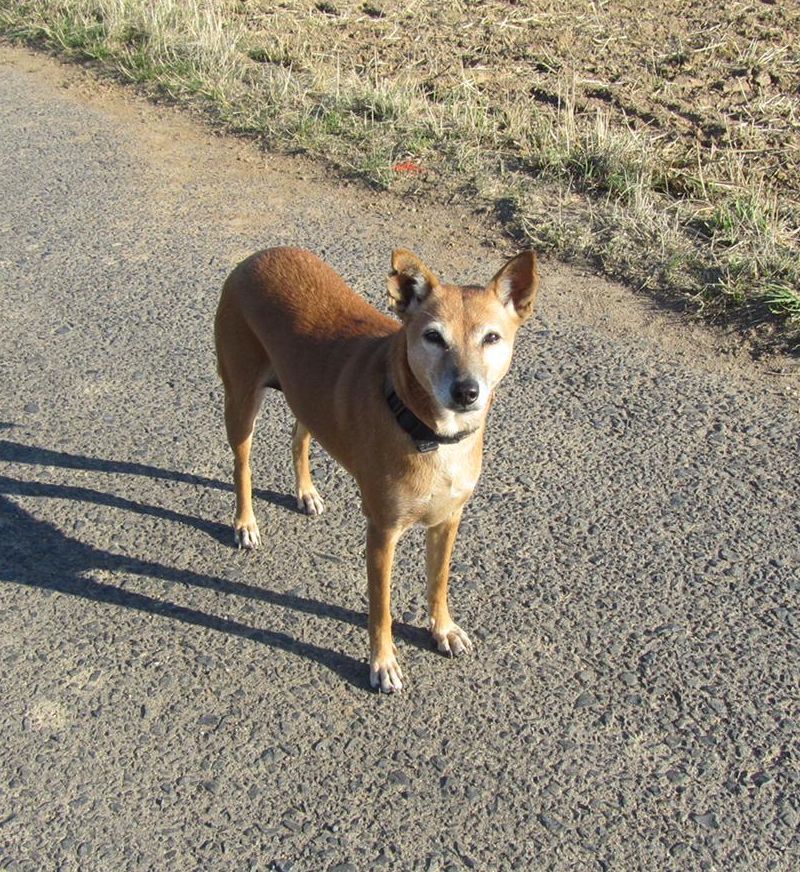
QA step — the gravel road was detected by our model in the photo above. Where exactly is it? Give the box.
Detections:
[1,48,798,872]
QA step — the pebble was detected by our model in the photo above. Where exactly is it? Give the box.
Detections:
[665,770,687,785]
[388,770,411,786]
[708,698,726,716]
[691,812,718,830]
[538,813,565,834]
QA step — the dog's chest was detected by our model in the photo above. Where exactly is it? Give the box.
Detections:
[411,442,481,526]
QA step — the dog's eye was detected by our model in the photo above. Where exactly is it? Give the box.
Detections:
[483,332,501,345]
[423,329,447,348]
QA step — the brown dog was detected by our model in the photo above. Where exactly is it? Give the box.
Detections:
[214,247,538,691]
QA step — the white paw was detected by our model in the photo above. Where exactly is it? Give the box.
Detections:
[296,486,324,516]
[431,621,473,657]
[369,652,404,693]
[234,518,261,550]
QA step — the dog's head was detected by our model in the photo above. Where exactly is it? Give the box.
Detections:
[388,248,538,435]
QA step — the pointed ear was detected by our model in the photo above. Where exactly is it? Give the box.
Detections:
[387,248,439,316]
[488,250,539,322]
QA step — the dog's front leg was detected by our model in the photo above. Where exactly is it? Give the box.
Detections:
[426,509,473,657]
[366,521,404,693]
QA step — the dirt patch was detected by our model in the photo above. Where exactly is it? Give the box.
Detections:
[25,699,69,731]
[243,0,800,199]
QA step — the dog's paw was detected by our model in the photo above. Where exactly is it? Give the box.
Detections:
[369,650,404,693]
[431,621,473,657]
[234,517,261,550]
[296,485,324,516]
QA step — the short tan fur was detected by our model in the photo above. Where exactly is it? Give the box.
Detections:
[214,246,538,691]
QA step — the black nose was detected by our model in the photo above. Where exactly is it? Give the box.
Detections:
[451,378,480,408]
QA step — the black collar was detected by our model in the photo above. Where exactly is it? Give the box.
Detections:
[386,388,475,453]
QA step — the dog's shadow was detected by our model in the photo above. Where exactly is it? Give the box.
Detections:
[0,438,431,690]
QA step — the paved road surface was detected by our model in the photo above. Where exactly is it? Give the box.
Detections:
[1,48,798,871]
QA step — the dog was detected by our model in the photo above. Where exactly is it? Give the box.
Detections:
[214,246,538,692]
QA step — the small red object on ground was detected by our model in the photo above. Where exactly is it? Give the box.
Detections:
[392,161,424,173]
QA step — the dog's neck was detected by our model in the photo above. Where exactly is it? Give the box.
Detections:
[387,331,486,442]
[388,332,439,431]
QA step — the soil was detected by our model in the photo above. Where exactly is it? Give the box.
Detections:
[244,0,800,202]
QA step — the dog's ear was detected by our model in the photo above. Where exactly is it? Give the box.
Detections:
[387,249,439,316]
[488,250,539,323]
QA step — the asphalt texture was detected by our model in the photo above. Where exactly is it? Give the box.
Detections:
[1,48,799,872]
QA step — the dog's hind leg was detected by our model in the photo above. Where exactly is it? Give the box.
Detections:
[224,385,266,548]
[215,301,271,549]
[291,420,324,516]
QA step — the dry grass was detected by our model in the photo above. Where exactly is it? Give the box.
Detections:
[2,0,798,346]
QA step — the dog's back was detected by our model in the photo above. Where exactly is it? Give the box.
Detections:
[222,246,396,349]
[215,247,399,471]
